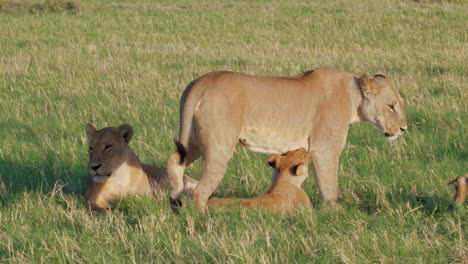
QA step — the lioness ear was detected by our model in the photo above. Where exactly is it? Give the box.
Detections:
[373,71,387,78]
[117,124,133,143]
[360,74,379,99]
[85,124,97,144]
[290,163,306,176]
[267,154,282,169]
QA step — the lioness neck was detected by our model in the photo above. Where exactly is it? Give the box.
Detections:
[349,76,365,124]
[118,149,153,195]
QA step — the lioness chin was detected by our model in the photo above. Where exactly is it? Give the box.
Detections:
[167,67,407,212]
[85,124,198,214]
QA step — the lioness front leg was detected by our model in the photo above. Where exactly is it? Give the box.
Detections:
[86,200,109,215]
[310,151,340,205]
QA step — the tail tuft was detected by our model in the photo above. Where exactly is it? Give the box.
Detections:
[175,140,187,165]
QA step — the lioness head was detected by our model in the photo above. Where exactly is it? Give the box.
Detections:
[359,72,408,141]
[85,124,134,183]
[267,148,309,187]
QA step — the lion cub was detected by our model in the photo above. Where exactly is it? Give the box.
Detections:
[85,124,198,214]
[207,148,311,213]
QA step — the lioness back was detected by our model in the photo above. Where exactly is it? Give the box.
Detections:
[184,68,356,154]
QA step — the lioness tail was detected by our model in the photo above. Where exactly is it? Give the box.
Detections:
[175,140,187,165]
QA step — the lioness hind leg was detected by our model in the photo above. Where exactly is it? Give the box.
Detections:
[86,200,109,215]
[193,147,235,212]
[167,146,200,208]
[183,174,198,192]
[167,151,185,207]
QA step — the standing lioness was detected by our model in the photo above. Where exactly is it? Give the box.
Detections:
[167,68,407,212]
[85,124,197,214]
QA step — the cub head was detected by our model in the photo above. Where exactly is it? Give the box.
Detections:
[85,124,133,183]
[359,72,408,141]
[267,148,309,187]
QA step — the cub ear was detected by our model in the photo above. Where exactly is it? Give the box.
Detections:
[290,163,306,176]
[373,71,387,78]
[117,124,133,143]
[85,124,97,144]
[360,74,380,99]
[267,154,282,169]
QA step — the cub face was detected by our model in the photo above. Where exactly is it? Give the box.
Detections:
[267,148,310,187]
[85,124,133,183]
[360,73,408,141]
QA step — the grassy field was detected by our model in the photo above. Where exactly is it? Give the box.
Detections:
[0,0,467,262]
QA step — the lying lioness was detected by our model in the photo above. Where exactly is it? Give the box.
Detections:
[85,124,198,214]
[207,148,311,214]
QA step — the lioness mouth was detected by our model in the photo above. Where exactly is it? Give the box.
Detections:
[384,133,399,141]
[93,174,111,183]
[95,172,111,177]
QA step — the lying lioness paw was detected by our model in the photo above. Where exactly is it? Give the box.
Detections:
[85,124,198,214]
[207,148,311,214]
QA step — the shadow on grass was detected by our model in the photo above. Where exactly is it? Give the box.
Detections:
[0,153,87,206]
[394,193,452,216]
[346,189,453,216]
[0,0,80,15]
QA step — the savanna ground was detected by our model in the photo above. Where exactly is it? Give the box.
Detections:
[0,0,467,262]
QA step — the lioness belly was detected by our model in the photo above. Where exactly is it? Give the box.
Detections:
[239,128,308,154]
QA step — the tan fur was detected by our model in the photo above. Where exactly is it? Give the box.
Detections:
[448,175,467,205]
[167,68,408,212]
[208,148,311,214]
[85,124,198,214]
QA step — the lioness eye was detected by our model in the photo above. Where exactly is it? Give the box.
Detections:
[388,104,396,112]
[88,146,93,151]
[104,144,112,151]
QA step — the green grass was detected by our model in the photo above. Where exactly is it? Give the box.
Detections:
[1,0,467,262]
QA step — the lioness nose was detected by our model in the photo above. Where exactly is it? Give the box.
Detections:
[90,164,102,171]
[400,126,407,132]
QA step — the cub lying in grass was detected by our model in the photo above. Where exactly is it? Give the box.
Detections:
[207,148,311,214]
[85,124,198,214]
